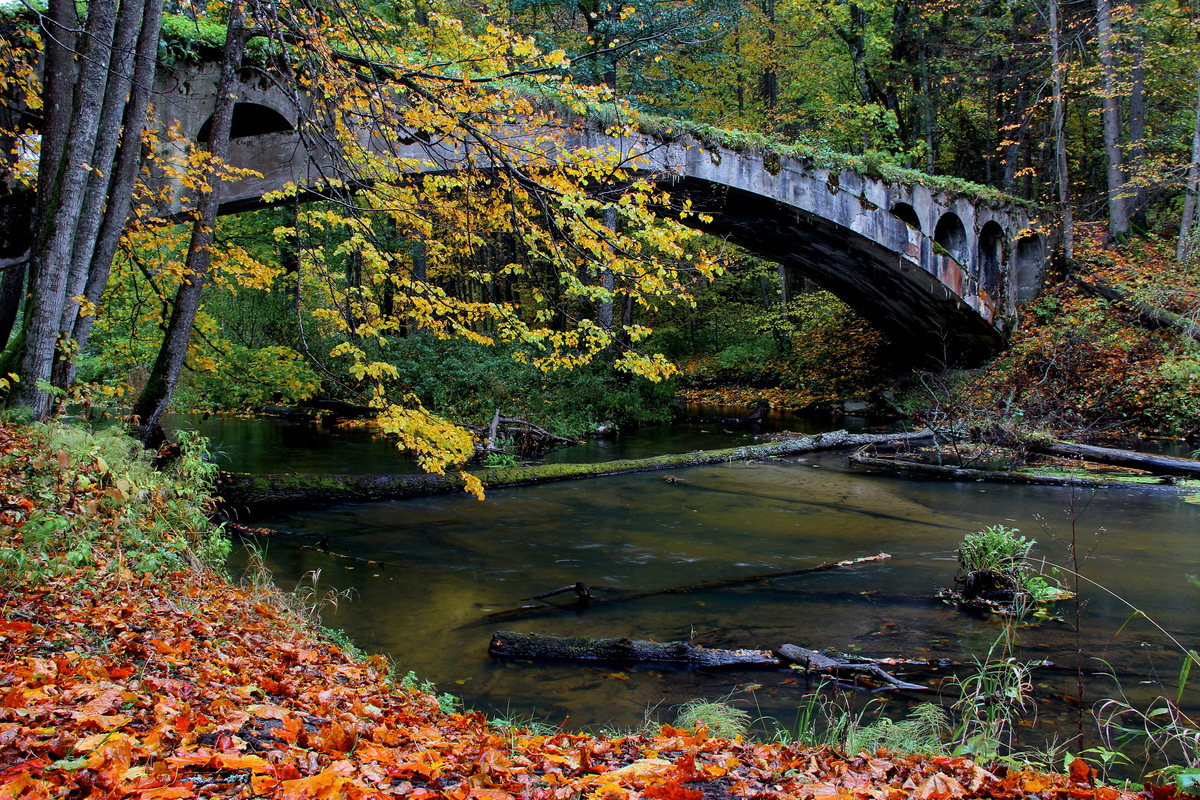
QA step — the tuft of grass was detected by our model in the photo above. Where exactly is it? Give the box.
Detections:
[673,699,752,739]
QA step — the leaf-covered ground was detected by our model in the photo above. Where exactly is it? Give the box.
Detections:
[0,421,1184,799]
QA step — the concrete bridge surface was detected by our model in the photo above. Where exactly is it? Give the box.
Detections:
[153,63,1053,361]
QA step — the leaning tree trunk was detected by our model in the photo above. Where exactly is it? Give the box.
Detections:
[16,0,120,418]
[132,0,246,440]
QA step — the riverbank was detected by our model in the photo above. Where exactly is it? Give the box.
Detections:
[0,420,1182,799]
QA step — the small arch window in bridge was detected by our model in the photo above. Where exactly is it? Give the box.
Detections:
[1013,235,1046,303]
[933,212,968,262]
[890,202,921,231]
[977,221,1005,298]
[197,102,294,142]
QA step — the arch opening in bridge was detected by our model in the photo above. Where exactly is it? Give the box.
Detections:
[1013,235,1046,303]
[978,221,1004,300]
[934,212,968,262]
[197,102,294,142]
[890,202,921,230]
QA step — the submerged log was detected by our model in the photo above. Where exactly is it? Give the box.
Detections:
[472,552,892,626]
[219,429,932,507]
[488,631,778,668]
[1027,440,1200,479]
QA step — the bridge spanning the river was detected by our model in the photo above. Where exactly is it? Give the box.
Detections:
[154,63,1053,361]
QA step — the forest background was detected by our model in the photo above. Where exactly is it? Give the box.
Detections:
[2,0,1200,469]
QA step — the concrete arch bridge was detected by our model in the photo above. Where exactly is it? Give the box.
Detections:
[153,63,1053,362]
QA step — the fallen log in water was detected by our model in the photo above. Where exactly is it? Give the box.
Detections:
[471,552,892,626]
[488,631,779,668]
[1026,440,1200,479]
[218,429,932,507]
[849,452,1125,487]
[488,633,936,690]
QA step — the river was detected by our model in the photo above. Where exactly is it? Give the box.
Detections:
[181,409,1200,764]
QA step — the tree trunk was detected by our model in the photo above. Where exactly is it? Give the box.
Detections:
[50,0,142,389]
[1126,22,1147,230]
[16,0,120,417]
[1178,66,1200,263]
[1050,0,1074,261]
[1097,0,1129,243]
[132,0,247,439]
[54,0,165,391]
[217,429,933,506]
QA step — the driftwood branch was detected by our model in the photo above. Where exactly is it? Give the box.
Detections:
[218,429,933,507]
[775,644,928,692]
[471,552,892,626]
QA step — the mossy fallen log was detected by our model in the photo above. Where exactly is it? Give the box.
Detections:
[488,631,779,668]
[850,452,1127,487]
[1027,440,1200,479]
[217,429,931,507]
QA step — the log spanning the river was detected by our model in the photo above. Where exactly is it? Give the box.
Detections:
[217,429,932,507]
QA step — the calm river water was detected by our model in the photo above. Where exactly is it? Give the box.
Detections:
[179,410,1200,759]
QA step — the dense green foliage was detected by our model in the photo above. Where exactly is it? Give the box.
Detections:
[0,421,229,584]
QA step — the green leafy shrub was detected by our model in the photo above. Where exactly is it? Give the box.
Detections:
[0,423,229,585]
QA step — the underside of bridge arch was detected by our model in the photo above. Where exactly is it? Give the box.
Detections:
[664,178,1005,364]
[197,102,294,142]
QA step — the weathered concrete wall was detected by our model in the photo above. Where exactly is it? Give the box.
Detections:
[150,63,1051,362]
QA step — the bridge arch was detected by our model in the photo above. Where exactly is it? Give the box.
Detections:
[978,221,1005,301]
[890,202,921,230]
[934,212,969,263]
[197,102,294,142]
[1013,235,1047,303]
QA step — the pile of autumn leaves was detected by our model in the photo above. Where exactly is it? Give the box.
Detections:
[0,423,1181,799]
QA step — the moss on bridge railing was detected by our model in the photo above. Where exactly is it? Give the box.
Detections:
[509,83,1037,209]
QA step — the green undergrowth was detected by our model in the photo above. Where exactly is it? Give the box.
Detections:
[0,420,230,585]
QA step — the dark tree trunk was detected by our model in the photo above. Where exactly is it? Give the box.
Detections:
[132,0,247,439]
[1050,0,1074,261]
[54,0,165,390]
[17,0,120,417]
